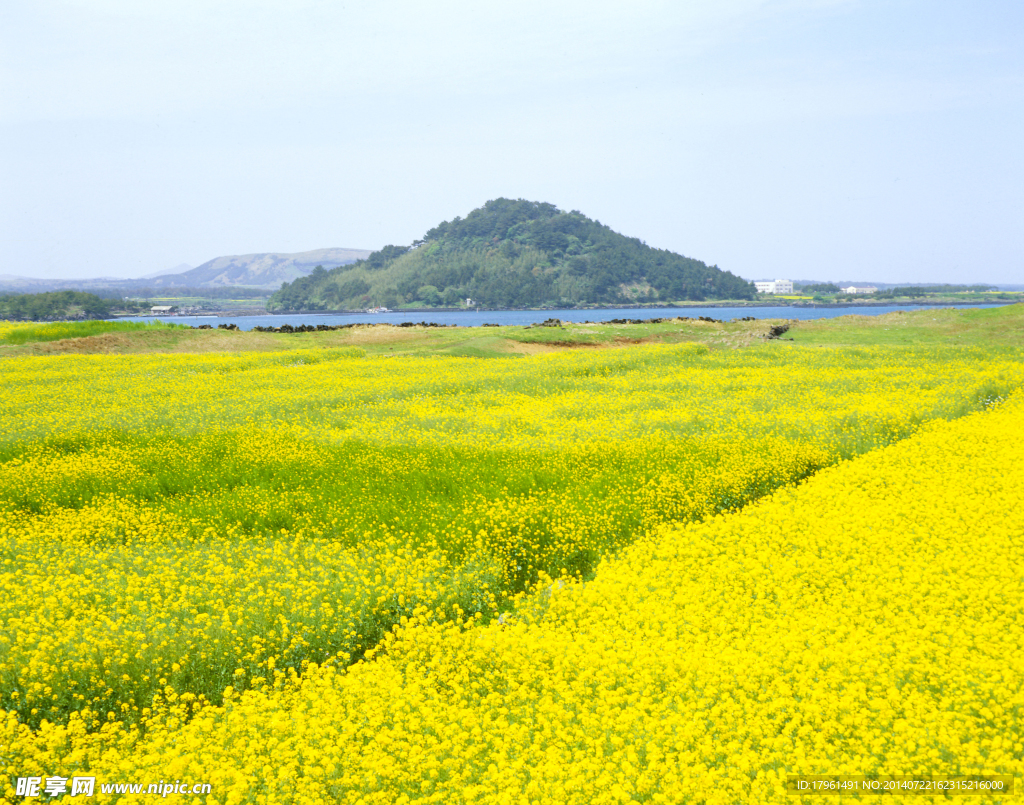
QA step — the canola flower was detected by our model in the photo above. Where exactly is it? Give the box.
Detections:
[2,343,1022,451]
[3,376,1022,803]
[0,339,1023,802]
[0,429,830,730]
[0,322,26,341]
[0,320,184,346]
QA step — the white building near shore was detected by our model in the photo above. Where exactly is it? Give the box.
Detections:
[754,279,794,294]
[841,285,878,294]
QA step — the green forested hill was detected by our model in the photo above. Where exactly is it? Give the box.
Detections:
[268,199,754,311]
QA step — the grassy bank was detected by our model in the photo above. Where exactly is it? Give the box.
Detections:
[2,303,1022,358]
[0,319,185,346]
[787,305,1024,347]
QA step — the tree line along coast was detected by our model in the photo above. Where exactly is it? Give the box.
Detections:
[0,288,270,322]
[1,282,1015,323]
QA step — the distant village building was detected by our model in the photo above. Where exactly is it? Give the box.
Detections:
[754,280,794,294]
[840,286,878,294]
[150,305,174,314]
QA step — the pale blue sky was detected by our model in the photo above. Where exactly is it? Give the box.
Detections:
[2,1,1021,283]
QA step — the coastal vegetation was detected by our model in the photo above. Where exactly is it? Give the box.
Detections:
[268,199,755,312]
[121,287,274,315]
[788,282,1018,306]
[0,288,274,323]
[0,291,133,321]
[0,305,1021,801]
[873,283,998,296]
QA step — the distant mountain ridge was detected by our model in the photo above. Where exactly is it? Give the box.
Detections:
[146,248,371,290]
[0,248,372,293]
[269,199,755,312]
[141,263,193,279]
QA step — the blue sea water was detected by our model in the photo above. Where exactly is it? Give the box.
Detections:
[115,304,1006,332]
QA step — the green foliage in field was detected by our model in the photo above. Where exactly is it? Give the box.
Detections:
[0,319,185,345]
[789,304,1024,348]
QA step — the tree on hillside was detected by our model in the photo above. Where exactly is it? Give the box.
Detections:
[268,199,754,311]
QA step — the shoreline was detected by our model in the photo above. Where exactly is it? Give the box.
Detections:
[118,299,1020,318]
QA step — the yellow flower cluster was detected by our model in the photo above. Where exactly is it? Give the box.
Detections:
[0,429,829,731]
[4,378,1022,804]
[0,321,26,340]
[0,510,501,730]
[1,339,1023,802]
[0,319,186,346]
[0,321,104,343]
[2,343,1021,451]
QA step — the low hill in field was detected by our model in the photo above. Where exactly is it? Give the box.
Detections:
[268,199,754,311]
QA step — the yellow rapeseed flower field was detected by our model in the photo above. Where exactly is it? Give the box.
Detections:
[1,334,1022,801]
